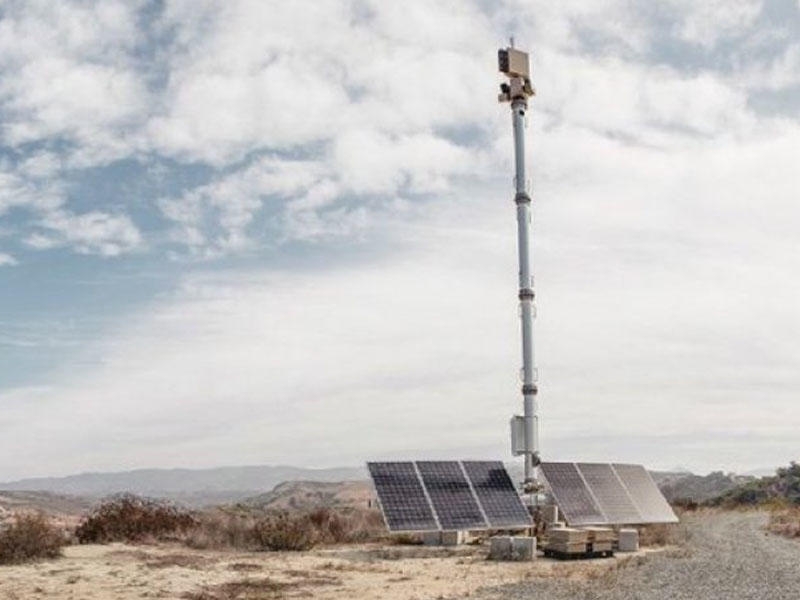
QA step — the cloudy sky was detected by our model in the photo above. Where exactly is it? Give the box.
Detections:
[0,0,798,480]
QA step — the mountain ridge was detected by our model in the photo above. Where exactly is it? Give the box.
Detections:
[0,464,367,507]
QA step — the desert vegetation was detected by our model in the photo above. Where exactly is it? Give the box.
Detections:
[766,506,800,540]
[76,494,198,543]
[0,513,66,564]
[72,494,384,553]
[705,462,800,508]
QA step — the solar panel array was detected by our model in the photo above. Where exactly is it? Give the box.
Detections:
[612,463,677,523]
[463,461,533,528]
[540,462,677,526]
[539,462,606,526]
[367,460,531,532]
[366,462,438,532]
[417,461,487,530]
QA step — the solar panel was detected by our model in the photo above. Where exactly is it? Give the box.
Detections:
[367,462,439,532]
[577,463,642,524]
[416,461,487,530]
[612,463,677,523]
[462,461,531,528]
[539,462,606,526]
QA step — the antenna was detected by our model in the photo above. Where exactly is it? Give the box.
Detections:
[498,45,539,493]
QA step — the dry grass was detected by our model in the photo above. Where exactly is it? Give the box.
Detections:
[767,506,800,539]
[0,513,66,565]
[638,509,689,547]
[182,572,341,600]
[144,552,216,570]
[181,577,297,600]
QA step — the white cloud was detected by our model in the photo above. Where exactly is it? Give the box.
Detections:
[158,156,328,256]
[147,0,496,166]
[0,252,18,266]
[34,210,144,257]
[0,0,149,163]
[333,130,476,195]
[2,117,800,477]
[743,43,800,91]
[670,0,763,48]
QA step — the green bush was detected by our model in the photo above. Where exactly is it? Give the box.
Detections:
[0,513,65,564]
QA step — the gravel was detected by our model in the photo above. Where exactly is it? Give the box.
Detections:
[472,511,800,600]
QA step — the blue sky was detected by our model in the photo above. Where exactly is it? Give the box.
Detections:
[0,0,799,480]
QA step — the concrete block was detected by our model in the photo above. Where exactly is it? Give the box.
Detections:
[591,541,613,552]
[512,536,537,560]
[440,530,465,546]
[618,528,639,552]
[488,536,513,560]
[423,531,442,546]
[541,505,559,524]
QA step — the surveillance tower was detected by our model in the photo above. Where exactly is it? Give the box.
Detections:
[498,43,539,492]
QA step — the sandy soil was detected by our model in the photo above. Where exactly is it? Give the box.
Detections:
[0,541,667,600]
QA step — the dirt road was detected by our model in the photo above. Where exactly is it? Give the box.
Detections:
[475,510,800,600]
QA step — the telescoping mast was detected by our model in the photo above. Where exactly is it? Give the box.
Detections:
[497,43,539,493]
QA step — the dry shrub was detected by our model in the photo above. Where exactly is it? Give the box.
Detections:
[638,522,687,547]
[306,507,384,544]
[75,494,197,544]
[671,498,699,511]
[767,506,800,539]
[182,513,260,550]
[183,507,384,552]
[0,513,66,564]
[253,511,318,551]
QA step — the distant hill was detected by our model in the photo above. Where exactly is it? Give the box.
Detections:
[706,462,800,507]
[0,465,366,507]
[241,480,373,511]
[657,471,747,503]
[0,491,92,521]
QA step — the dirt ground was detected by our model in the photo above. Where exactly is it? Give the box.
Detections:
[0,541,667,600]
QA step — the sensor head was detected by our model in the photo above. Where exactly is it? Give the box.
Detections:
[498,47,530,79]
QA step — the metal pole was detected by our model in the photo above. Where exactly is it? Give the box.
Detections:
[498,45,538,489]
[511,98,539,485]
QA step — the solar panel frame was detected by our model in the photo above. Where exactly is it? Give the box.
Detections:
[462,460,532,528]
[612,463,678,524]
[367,462,439,532]
[576,462,642,524]
[539,462,607,526]
[416,461,488,531]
